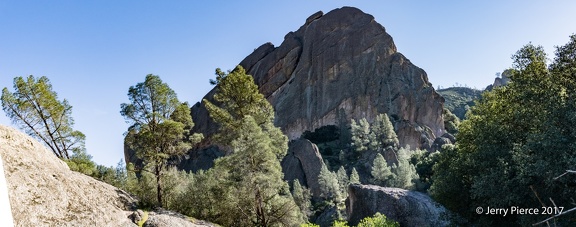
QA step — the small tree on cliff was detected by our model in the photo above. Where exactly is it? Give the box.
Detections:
[204,66,303,226]
[1,75,85,159]
[121,74,202,207]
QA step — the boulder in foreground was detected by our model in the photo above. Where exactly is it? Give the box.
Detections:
[347,184,449,227]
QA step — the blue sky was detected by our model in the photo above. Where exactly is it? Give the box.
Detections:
[1,1,575,167]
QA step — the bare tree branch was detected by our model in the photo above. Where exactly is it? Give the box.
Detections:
[533,206,576,226]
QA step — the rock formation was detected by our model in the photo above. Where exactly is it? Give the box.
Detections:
[1,125,213,227]
[493,70,511,88]
[1,125,136,226]
[347,184,449,226]
[431,133,455,151]
[280,139,325,198]
[190,7,444,152]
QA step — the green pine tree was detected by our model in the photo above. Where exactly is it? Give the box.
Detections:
[350,167,361,184]
[2,75,85,159]
[204,66,304,226]
[121,74,202,207]
[371,153,394,186]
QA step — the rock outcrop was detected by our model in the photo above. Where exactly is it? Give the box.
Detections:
[493,70,511,88]
[347,184,449,226]
[142,209,218,227]
[431,133,455,151]
[190,6,445,152]
[1,125,214,227]
[281,139,325,198]
[1,125,136,226]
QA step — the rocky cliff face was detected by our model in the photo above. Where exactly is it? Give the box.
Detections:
[191,7,444,150]
[280,139,325,198]
[347,184,449,226]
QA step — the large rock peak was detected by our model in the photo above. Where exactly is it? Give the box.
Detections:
[192,7,444,150]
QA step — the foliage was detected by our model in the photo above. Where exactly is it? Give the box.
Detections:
[332,220,349,227]
[437,87,482,120]
[370,153,393,186]
[303,213,398,227]
[351,114,398,153]
[388,148,419,190]
[442,108,460,134]
[409,150,440,191]
[1,75,85,159]
[350,118,371,152]
[64,149,97,176]
[199,66,304,226]
[350,168,360,184]
[216,116,302,226]
[431,37,576,225]
[370,114,399,150]
[293,179,313,218]
[137,211,148,227]
[356,213,399,227]
[204,66,274,148]
[300,223,320,227]
[172,168,225,223]
[318,164,343,205]
[127,164,158,208]
[121,74,202,207]
[336,166,349,199]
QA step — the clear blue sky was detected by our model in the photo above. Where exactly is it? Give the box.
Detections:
[1,1,575,167]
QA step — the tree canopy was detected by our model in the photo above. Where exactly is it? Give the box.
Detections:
[201,66,303,226]
[431,35,576,225]
[1,75,85,159]
[121,74,202,207]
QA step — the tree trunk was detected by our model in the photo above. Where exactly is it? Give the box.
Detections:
[255,188,267,227]
[156,162,162,207]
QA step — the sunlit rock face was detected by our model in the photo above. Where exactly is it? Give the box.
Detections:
[0,125,136,226]
[191,6,444,151]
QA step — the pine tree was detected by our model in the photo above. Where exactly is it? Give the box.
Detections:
[121,75,202,207]
[318,164,342,204]
[370,113,399,150]
[204,66,303,226]
[371,153,394,186]
[389,148,419,189]
[204,66,275,149]
[350,167,360,184]
[336,166,349,199]
[292,179,312,218]
[351,114,398,153]
[350,118,371,152]
[1,75,85,159]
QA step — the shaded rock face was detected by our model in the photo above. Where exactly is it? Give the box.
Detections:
[347,184,449,227]
[493,71,511,88]
[191,6,444,152]
[0,125,136,227]
[431,133,455,152]
[281,139,325,198]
